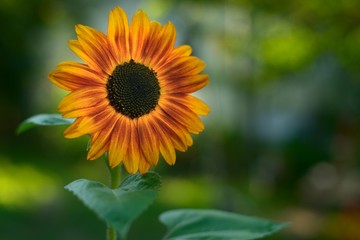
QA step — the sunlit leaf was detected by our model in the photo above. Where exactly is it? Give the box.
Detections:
[65,172,161,239]
[160,209,288,240]
[16,114,74,134]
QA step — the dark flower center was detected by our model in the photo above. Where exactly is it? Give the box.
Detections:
[106,60,160,119]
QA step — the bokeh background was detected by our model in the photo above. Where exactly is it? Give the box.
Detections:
[1,0,360,239]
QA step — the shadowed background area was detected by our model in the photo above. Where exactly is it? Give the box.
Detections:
[1,0,360,239]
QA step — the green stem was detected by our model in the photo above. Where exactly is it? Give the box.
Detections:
[109,164,122,189]
[107,226,117,240]
[106,160,122,240]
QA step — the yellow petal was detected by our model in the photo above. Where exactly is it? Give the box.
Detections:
[68,40,103,74]
[58,87,107,114]
[169,45,192,60]
[56,61,106,83]
[107,6,130,63]
[150,117,176,165]
[138,116,159,165]
[62,99,108,119]
[153,110,189,152]
[167,94,210,116]
[63,118,85,138]
[123,120,140,174]
[87,115,119,160]
[161,74,209,94]
[139,159,151,174]
[159,137,176,166]
[156,45,192,71]
[158,56,206,79]
[129,10,151,62]
[76,107,116,135]
[108,116,129,168]
[184,95,210,116]
[49,63,104,91]
[142,21,163,66]
[148,22,176,69]
[159,98,204,134]
[75,24,116,75]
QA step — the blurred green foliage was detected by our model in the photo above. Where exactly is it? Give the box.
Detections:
[1,0,360,239]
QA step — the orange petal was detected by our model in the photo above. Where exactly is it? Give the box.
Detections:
[184,130,193,146]
[149,117,176,165]
[155,45,192,71]
[129,10,151,62]
[76,107,116,135]
[108,116,129,168]
[63,117,85,138]
[166,94,210,116]
[158,56,206,79]
[153,110,189,152]
[61,98,109,118]
[183,95,210,116]
[168,45,192,60]
[149,21,162,39]
[49,62,107,88]
[139,159,151,174]
[75,24,116,75]
[49,71,76,91]
[142,21,163,66]
[56,61,106,83]
[87,115,119,160]
[159,98,204,134]
[58,87,107,115]
[107,6,131,63]
[123,120,140,174]
[68,40,104,74]
[137,116,159,165]
[161,74,209,94]
[147,22,176,69]
[63,107,116,139]
[49,63,104,91]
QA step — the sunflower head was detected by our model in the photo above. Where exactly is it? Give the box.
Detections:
[49,7,210,174]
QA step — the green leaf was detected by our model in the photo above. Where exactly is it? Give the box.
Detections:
[65,172,161,239]
[160,209,288,240]
[16,114,74,134]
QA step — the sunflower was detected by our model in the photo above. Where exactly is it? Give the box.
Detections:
[49,7,209,174]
